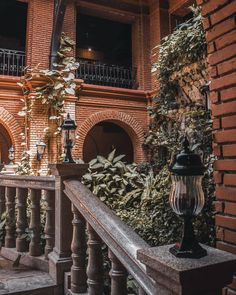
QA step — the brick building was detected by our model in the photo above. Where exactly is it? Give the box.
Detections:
[0,0,236,293]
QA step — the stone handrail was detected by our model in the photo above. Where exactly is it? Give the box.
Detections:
[64,179,156,295]
[0,174,55,190]
[0,175,55,270]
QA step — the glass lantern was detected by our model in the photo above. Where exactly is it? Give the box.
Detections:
[8,146,15,165]
[36,139,46,161]
[60,113,77,163]
[169,137,207,258]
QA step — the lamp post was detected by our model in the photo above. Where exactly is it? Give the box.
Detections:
[169,137,207,258]
[36,139,46,161]
[61,113,77,163]
[8,146,15,165]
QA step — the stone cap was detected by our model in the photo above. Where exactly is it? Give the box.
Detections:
[137,244,236,295]
[49,163,88,177]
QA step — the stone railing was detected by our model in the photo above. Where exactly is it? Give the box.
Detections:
[48,164,236,295]
[0,174,55,271]
[1,165,236,295]
[64,179,155,294]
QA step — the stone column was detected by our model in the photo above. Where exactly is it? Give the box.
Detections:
[48,163,88,291]
[137,244,236,295]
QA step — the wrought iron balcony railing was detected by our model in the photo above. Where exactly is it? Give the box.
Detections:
[0,48,26,76]
[76,58,138,89]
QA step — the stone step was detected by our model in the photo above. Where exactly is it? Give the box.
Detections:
[0,256,56,295]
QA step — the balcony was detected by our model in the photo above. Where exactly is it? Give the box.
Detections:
[76,59,138,89]
[0,48,25,76]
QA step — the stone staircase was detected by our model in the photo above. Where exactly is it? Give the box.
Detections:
[0,256,56,295]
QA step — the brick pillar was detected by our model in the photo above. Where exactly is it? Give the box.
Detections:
[149,0,170,91]
[26,0,54,68]
[197,0,236,293]
[62,0,76,42]
[132,12,151,91]
[29,96,49,174]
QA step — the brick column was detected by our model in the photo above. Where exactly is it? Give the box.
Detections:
[197,0,236,293]
[132,12,152,91]
[26,0,54,68]
[149,0,170,90]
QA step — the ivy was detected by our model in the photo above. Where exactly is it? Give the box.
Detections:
[145,6,215,245]
[17,33,80,174]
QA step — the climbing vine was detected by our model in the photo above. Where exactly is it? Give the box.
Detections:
[17,33,79,174]
[144,6,215,245]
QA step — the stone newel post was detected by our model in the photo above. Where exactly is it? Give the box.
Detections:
[137,244,236,295]
[48,163,88,290]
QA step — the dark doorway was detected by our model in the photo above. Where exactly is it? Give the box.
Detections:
[83,122,133,163]
[77,13,132,66]
[0,0,28,51]
[76,13,136,88]
[0,124,12,164]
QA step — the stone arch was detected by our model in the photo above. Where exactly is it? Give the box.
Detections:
[0,107,22,160]
[76,110,146,162]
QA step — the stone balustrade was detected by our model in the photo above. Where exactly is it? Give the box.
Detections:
[0,175,55,270]
[0,165,236,295]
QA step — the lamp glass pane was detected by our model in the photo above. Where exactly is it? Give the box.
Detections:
[169,175,204,216]
[69,129,76,146]
[37,144,45,155]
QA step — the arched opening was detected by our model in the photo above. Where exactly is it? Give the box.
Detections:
[0,123,12,164]
[83,121,134,163]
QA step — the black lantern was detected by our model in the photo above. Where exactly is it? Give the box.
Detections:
[8,146,15,165]
[169,137,207,258]
[36,139,46,161]
[61,113,77,163]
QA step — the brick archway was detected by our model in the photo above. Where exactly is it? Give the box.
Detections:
[76,110,146,162]
[0,107,22,160]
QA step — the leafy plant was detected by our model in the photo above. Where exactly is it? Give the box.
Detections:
[82,150,213,247]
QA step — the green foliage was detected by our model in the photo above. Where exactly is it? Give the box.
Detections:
[16,150,33,175]
[145,6,215,246]
[82,150,213,246]
[151,6,207,111]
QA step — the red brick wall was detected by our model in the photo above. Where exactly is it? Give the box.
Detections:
[198,0,236,293]
[149,0,170,90]
[26,0,54,68]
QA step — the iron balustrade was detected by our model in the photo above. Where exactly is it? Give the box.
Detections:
[76,58,138,89]
[0,48,26,76]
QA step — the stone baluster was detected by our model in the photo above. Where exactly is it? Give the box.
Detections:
[44,190,55,259]
[5,187,16,248]
[0,186,6,216]
[71,204,87,293]
[87,224,103,295]
[29,189,41,256]
[16,188,28,252]
[108,249,127,295]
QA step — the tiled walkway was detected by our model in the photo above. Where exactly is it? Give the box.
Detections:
[0,256,55,294]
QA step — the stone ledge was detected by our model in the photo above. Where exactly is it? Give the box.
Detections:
[0,248,49,273]
[137,244,236,295]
